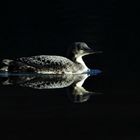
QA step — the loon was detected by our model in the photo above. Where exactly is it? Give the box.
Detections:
[0,42,101,74]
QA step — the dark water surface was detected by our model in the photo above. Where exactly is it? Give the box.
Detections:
[0,0,139,139]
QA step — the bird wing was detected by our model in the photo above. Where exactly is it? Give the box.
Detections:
[16,55,73,68]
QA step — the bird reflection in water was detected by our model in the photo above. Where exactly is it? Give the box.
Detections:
[0,69,102,103]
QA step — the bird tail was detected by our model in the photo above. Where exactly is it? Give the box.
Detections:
[0,59,13,72]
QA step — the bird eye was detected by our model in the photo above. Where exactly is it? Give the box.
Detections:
[76,44,81,50]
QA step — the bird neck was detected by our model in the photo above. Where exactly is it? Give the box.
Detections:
[75,56,89,71]
[67,52,89,72]
[76,56,85,65]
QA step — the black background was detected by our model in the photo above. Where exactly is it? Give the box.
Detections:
[0,0,139,139]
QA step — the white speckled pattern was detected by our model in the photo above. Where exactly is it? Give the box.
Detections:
[0,42,96,74]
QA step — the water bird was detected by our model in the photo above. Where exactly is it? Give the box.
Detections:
[0,42,102,74]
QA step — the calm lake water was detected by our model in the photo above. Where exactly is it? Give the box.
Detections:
[1,0,139,139]
[0,57,139,138]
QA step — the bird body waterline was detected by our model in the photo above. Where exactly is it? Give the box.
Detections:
[0,42,102,74]
[0,55,88,74]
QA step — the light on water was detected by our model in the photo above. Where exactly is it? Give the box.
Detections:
[87,69,102,76]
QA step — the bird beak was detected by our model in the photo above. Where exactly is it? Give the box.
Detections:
[92,51,103,54]
[87,49,103,54]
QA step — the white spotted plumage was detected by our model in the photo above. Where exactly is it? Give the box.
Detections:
[0,42,101,74]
